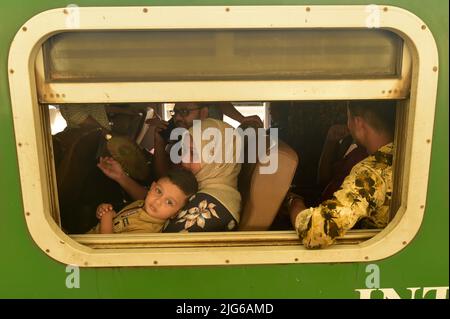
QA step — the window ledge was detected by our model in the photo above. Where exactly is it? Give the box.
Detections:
[71,229,380,249]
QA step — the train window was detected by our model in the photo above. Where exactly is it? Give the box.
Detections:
[8,6,438,267]
[43,29,402,82]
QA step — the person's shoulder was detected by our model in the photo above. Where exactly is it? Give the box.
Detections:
[372,142,394,157]
[365,143,393,169]
[349,143,393,181]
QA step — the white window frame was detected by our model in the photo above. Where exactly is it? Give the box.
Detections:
[8,5,438,267]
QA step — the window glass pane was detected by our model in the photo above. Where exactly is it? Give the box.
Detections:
[43,29,402,82]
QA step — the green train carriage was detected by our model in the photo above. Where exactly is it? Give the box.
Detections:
[0,0,448,298]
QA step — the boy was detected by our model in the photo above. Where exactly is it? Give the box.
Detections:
[88,168,198,234]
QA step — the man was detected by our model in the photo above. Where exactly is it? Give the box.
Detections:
[288,100,396,249]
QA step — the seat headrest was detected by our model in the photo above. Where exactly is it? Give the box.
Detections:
[237,127,299,231]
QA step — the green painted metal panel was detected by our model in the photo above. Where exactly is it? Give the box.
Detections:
[0,0,447,298]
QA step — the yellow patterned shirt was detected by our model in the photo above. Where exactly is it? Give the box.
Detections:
[295,143,394,249]
[89,200,166,234]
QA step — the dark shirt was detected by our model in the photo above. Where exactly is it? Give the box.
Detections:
[320,144,368,202]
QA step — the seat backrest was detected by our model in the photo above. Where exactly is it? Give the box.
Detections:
[238,131,299,231]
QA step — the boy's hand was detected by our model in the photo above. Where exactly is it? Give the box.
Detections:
[96,203,116,219]
[97,157,126,181]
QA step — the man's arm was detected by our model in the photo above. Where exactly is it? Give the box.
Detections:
[289,198,307,227]
[291,163,389,249]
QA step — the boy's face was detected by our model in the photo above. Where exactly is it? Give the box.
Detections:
[144,178,187,220]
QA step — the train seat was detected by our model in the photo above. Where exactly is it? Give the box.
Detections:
[237,127,298,231]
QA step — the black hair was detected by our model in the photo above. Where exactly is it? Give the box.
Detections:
[163,167,198,197]
[348,100,397,136]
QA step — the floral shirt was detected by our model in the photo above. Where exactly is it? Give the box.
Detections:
[295,143,393,249]
[163,193,238,232]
